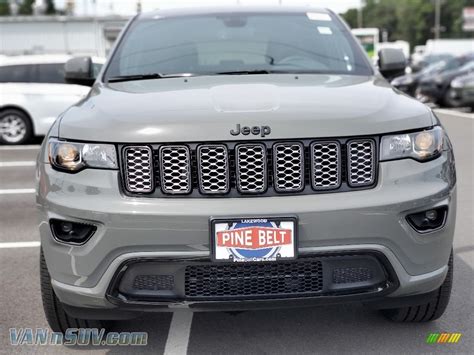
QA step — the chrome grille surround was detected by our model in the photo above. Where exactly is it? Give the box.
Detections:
[273,142,304,192]
[236,143,267,194]
[197,144,230,194]
[347,139,376,187]
[123,146,153,193]
[310,141,341,190]
[159,145,191,194]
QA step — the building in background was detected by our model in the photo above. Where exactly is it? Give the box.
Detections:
[0,15,129,56]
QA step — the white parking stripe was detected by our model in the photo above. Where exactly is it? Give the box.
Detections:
[0,161,36,167]
[0,145,40,150]
[435,109,474,119]
[0,188,35,194]
[0,241,40,249]
[164,311,194,355]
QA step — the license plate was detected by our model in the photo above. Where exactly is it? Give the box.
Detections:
[211,217,297,262]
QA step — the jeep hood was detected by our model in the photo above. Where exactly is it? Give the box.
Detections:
[59,74,434,143]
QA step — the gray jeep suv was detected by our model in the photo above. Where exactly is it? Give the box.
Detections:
[37,6,456,332]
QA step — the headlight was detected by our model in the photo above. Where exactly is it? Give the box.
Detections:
[450,78,464,89]
[434,76,444,84]
[380,126,444,162]
[49,139,118,172]
[392,76,414,86]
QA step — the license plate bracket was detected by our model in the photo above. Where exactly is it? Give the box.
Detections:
[210,216,298,263]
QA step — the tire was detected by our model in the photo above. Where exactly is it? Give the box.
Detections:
[381,250,453,322]
[0,109,33,145]
[40,248,109,333]
[442,88,463,108]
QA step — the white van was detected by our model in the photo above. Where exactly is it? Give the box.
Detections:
[0,55,104,144]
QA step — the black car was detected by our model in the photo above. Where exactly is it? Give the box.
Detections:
[449,73,474,109]
[391,56,462,97]
[418,60,474,107]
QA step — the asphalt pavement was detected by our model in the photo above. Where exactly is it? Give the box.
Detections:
[0,110,473,354]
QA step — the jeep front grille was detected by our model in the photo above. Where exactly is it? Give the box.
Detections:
[121,138,377,197]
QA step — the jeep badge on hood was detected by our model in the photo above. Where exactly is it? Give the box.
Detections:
[230,124,271,137]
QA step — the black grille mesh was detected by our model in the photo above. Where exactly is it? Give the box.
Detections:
[333,267,373,284]
[185,259,323,298]
[132,275,174,291]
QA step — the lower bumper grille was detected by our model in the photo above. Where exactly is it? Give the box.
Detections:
[185,259,323,298]
[109,252,395,305]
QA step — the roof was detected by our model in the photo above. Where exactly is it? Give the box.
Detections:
[139,6,331,20]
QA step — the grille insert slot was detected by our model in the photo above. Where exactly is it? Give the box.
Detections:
[123,146,153,193]
[347,140,376,187]
[197,145,230,194]
[235,143,267,194]
[159,145,191,194]
[273,142,304,192]
[311,141,341,190]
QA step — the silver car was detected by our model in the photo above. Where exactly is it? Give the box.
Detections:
[37,6,456,332]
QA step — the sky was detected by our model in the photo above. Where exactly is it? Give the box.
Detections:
[53,0,362,16]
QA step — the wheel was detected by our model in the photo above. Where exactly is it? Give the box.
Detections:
[442,88,463,108]
[40,248,109,333]
[0,109,33,144]
[381,250,453,322]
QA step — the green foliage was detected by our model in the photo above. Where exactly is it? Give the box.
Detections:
[18,0,56,15]
[18,0,34,15]
[0,0,10,16]
[45,0,56,15]
[341,0,474,48]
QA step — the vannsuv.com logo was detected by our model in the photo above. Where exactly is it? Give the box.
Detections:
[10,328,148,346]
[426,333,462,344]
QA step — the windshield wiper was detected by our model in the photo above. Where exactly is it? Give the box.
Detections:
[107,73,164,83]
[214,70,275,75]
[107,73,194,83]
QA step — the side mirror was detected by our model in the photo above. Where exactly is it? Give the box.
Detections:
[378,48,406,80]
[64,56,95,86]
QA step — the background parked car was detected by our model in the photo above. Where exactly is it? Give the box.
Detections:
[409,53,453,73]
[0,54,104,144]
[450,73,474,110]
[418,60,474,107]
[392,54,473,99]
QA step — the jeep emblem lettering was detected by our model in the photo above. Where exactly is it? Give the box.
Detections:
[230,124,271,137]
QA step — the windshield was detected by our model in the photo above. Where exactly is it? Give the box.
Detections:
[459,61,474,72]
[104,12,373,80]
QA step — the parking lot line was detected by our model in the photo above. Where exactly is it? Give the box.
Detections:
[0,145,40,150]
[0,188,35,194]
[0,241,40,249]
[0,161,36,167]
[164,310,194,355]
[435,109,474,119]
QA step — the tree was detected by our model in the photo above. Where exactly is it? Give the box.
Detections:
[341,0,474,49]
[19,0,56,15]
[45,0,56,14]
[0,0,11,15]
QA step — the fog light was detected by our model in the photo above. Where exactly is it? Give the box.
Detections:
[406,207,447,233]
[50,219,96,244]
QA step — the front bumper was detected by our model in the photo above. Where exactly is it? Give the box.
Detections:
[417,82,445,102]
[37,150,456,311]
